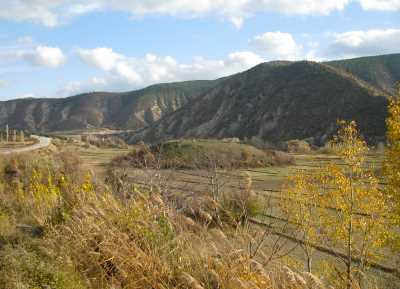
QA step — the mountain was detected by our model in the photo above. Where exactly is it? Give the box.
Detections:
[0,54,397,144]
[0,80,217,132]
[128,61,389,145]
[326,53,400,93]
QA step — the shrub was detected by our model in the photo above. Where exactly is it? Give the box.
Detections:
[0,244,86,289]
[219,174,263,226]
[285,139,311,153]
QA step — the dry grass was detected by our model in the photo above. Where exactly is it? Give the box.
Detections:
[0,152,385,289]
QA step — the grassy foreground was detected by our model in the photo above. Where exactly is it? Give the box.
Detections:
[0,151,330,289]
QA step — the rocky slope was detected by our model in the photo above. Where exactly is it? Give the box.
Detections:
[0,80,217,132]
[326,53,400,93]
[129,61,389,145]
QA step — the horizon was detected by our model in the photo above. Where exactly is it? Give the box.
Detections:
[0,1,399,100]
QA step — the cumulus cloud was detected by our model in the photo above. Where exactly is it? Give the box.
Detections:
[21,46,66,68]
[71,48,264,94]
[78,48,123,71]
[327,29,400,58]
[358,0,400,11]
[0,0,354,27]
[252,32,303,60]
[0,37,66,69]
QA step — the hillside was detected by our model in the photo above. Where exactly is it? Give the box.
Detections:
[0,80,217,132]
[128,61,389,145]
[326,53,400,93]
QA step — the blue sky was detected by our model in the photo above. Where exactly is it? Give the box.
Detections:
[0,0,399,100]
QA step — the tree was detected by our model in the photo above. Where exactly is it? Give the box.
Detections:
[384,85,400,224]
[383,85,400,264]
[281,169,324,273]
[325,121,390,288]
[284,121,389,288]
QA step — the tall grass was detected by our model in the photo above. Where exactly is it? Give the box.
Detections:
[0,152,362,289]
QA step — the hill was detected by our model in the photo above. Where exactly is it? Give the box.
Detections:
[112,139,293,169]
[128,61,389,145]
[326,53,400,93]
[0,80,217,132]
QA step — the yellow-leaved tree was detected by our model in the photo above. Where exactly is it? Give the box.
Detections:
[284,121,390,289]
[383,84,400,261]
[324,121,389,288]
[281,168,326,273]
[384,85,400,221]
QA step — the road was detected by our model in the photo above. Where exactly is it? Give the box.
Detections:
[0,135,51,155]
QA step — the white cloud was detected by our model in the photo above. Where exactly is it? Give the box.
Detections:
[225,51,265,68]
[71,48,264,94]
[78,48,123,71]
[22,46,66,68]
[252,32,303,60]
[0,37,66,69]
[0,0,64,27]
[78,48,141,84]
[0,0,353,27]
[327,29,400,58]
[358,0,400,11]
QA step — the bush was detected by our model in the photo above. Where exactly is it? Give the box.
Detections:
[219,174,264,226]
[0,245,86,289]
[285,139,311,153]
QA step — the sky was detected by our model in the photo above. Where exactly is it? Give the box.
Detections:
[0,0,399,100]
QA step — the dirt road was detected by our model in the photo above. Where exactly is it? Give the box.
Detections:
[0,135,51,155]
